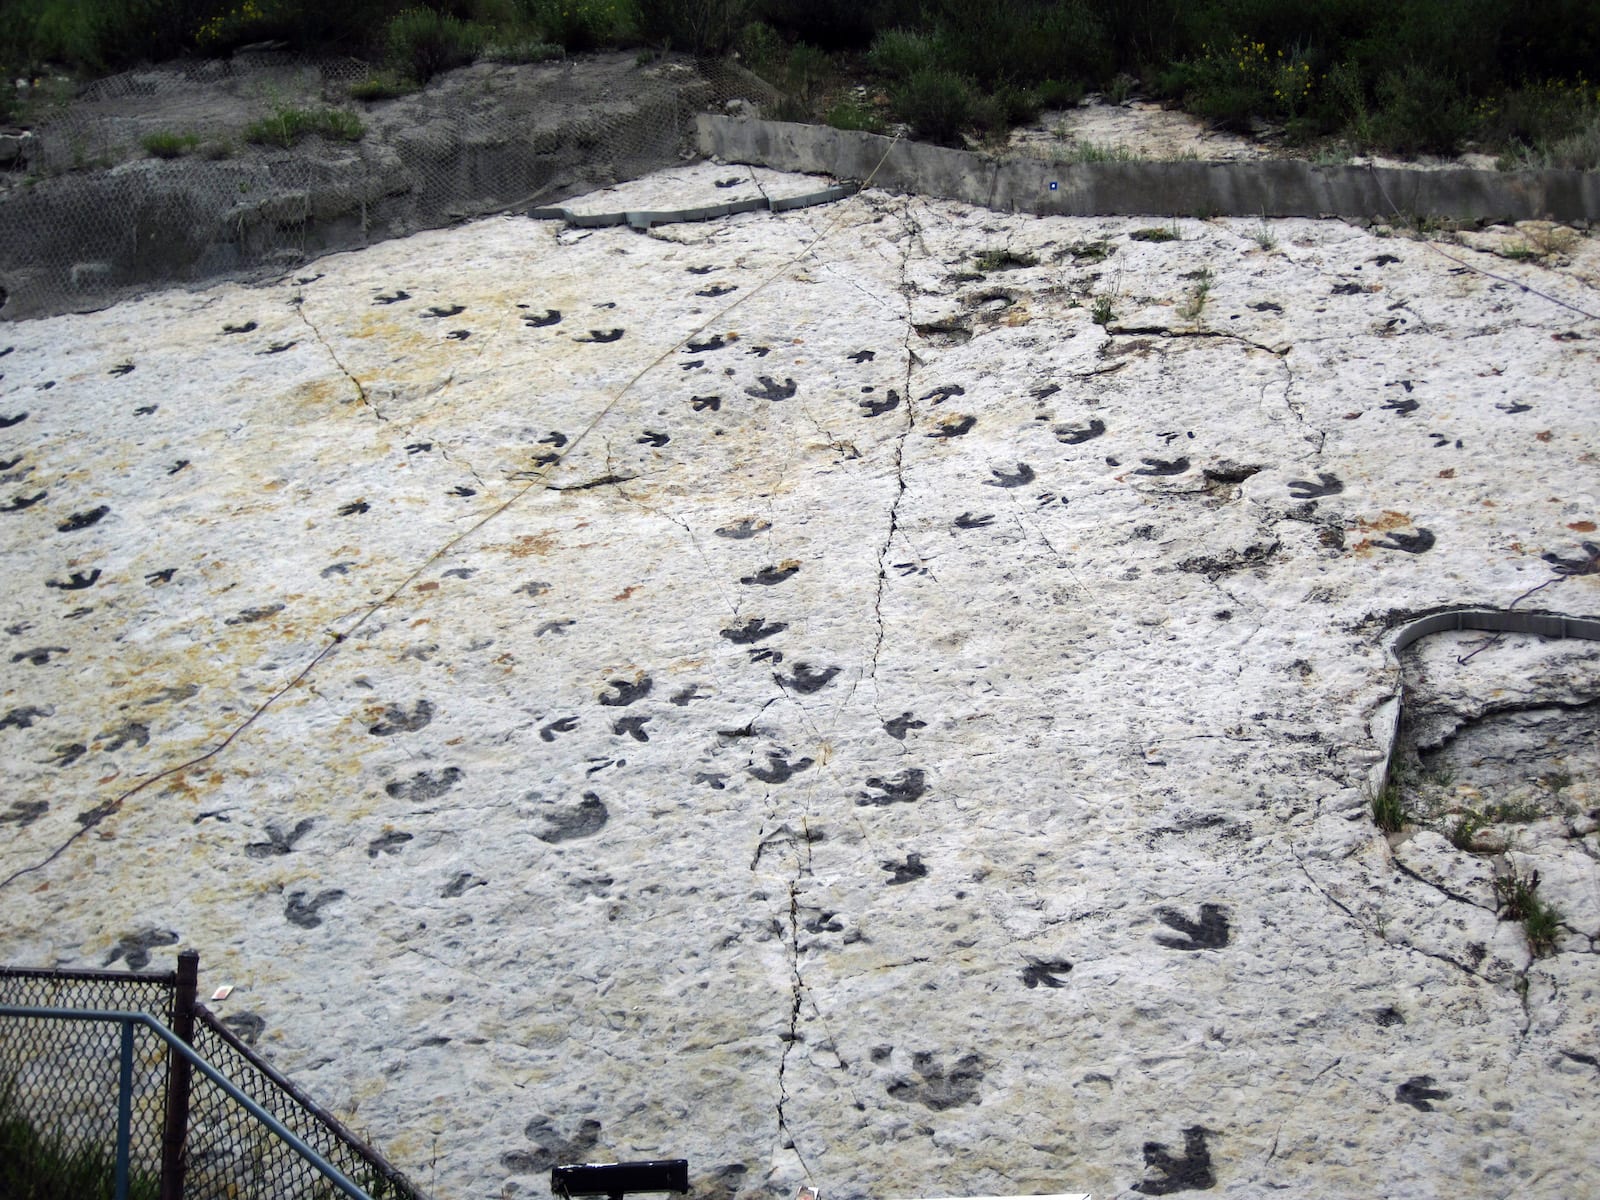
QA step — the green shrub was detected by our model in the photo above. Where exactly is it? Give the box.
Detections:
[734,20,785,73]
[141,129,200,158]
[349,69,417,100]
[634,0,751,54]
[891,66,975,144]
[244,105,365,147]
[527,0,632,52]
[867,27,938,80]
[385,6,487,83]
[1369,64,1476,155]
[926,0,1112,90]
[480,35,563,63]
[825,94,885,133]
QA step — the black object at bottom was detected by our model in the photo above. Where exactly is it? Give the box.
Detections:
[552,1160,690,1200]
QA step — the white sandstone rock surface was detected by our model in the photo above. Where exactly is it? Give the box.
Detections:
[1,164,1597,1200]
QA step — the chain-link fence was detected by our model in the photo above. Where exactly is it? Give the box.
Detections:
[0,966,180,1198]
[185,1007,425,1200]
[0,955,427,1200]
[0,49,773,320]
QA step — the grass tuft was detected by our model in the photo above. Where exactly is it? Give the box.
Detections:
[244,106,365,149]
[1371,778,1405,833]
[140,129,199,158]
[0,1078,160,1200]
[1493,866,1563,957]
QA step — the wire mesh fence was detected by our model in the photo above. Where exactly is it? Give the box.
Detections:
[0,956,426,1200]
[0,49,770,319]
[186,1007,425,1200]
[0,968,177,1199]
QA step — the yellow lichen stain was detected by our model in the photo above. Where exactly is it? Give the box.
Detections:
[613,585,639,601]
[495,532,557,557]
[410,618,431,628]
[282,376,348,415]
[1569,520,1597,532]
[1003,308,1031,327]
[1357,510,1410,532]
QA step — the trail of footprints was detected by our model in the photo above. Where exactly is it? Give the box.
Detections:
[1,225,1582,1195]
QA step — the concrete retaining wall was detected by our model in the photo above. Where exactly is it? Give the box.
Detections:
[697,115,1600,223]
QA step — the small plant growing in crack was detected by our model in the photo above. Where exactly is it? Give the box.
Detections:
[1494,865,1562,957]
[1371,776,1406,833]
[1091,293,1115,326]
[1129,223,1181,243]
[973,248,1038,272]
[1177,268,1213,321]
[1251,220,1276,250]
[1447,809,1485,851]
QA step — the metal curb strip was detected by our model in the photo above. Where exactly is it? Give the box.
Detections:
[528,183,858,230]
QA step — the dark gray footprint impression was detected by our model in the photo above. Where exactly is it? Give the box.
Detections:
[1155,904,1230,950]
[858,768,926,806]
[721,617,787,644]
[1056,419,1105,444]
[385,768,463,801]
[598,677,652,706]
[882,853,927,885]
[1544,541,1600,575]
[775,663,839,694]
[741,563,799,586]
[284,889,345,929]
[748,751,812,784]
[886,1052,985,1111]
[368,699,433,736]
[1133,1127,1215,1195]
[103,928,179,970]
[1374,528,1434,554]
[745,376,796,401]
[1396,1075,1450,1112]
[531,792,608,843]
[1287,472,1342,499]
[884,712,926,740]
[244,818,314,859]
[1020,957,1074,988]
[715,518,770,540]
[57,505,109,532]
[987,463,1035,488]
[501,1117,603,1174]
[1135,457,1189,476]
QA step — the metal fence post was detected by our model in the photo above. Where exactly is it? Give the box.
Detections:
[117,1018,134,1200]
[160,950,199,1200]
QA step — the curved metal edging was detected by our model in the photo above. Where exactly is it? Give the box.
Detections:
[528,184,858,231]
[1372,607,1600,808]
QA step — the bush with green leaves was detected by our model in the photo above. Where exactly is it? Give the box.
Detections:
[524,0,632,53]
[892,66,975,144]
[924,0,1112,90]
[383,7,487,83]
[866,28,938,81]
[634,0,751,54]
